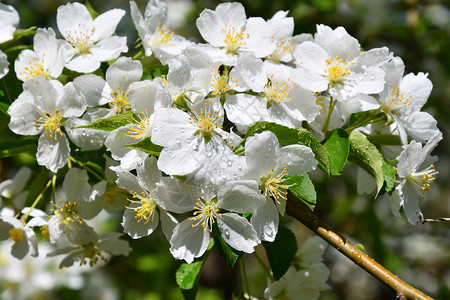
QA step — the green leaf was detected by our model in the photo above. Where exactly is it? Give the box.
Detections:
[124,136,163,156]
[176,239,214,300]
[345,109,385,132]
[381,161,396,194]
[214,230,242,269]
[296,128,330,174]
[348,131,384,196]
[262,227,297,280]
[0,137,38,158]
[285,173,317,210]
[75,111,135,131]
[323,129,349,176]
[245,121,298,145]
[141,64,169,80]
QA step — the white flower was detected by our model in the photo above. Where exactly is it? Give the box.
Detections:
[0,166,32,208]
[73,56,143,113]
[56,2,127,73]
[7,77,86,172]
[196,2,275,59]
[47,168,102,244]
[0,207,40,259]
[114,156,177,240]
[291,25,391,102]
[15,28,72,81]
[130,0,192,64]
[0,2,19,44]
[154,178,264,263]
[47,232,131,268]
[151,98,229,176]
[370,57,439,144]
[244,131,317,241]
[391,132,442,224]
[224,60,319,132]
[264,236,329,300]
[265,11,312,64]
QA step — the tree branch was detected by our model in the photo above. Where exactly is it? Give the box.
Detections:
[286,193,434,300]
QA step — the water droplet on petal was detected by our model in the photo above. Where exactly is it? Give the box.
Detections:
[358,76,363,81]
[265,227,274,237]
[227,160,232,167]
[224,229,230,239]
[237,164,242,170]
[180,128,185,133]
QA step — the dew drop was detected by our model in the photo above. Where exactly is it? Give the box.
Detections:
[224,229,230,239]
[153,126,158,131]
[237,164,242,170]
[265,227,274,237]
[180,128,185,133]
[227,160,232,167]
[249,76,255,82]
[370,75,376,80]
[358,76,363,81]
[192,144,199,150]
[186,138,192,144]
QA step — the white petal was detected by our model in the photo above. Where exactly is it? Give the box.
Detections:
[89,36,128,61]
[36,135,70,173]
[245,131,280,179]
[92,9,125,41]
[63,168,91,203]
[279,145,317,175]
[223,94,266,133]
[73,74,110,107]
[217,213,259,253]
[251,198,279,242]
[152,177,197,213]
[122,205,159,239]
[170,219,210,263]
[217,180,265,213]
[106,57,143,94]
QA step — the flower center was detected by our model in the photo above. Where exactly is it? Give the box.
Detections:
[50,199,82,231]
[188,198,221,233]
[34,108,64,141]
[189,100,223,143]
[100,184,127,209]
[264,76,294,108]
[19,55,51,80]
[324,56,351,87]
[210,66,234,95]
[8,228,24,242]
[148,23,175,48]
[267,37,296,63]
[260,168,294,201]
[406,164,438,199]
[125,109,152,140]
[127,190,157,224]
[65,25,95,55]
[379,84,412,115]
[80,243,108,267]
[109,87,130,114]
[221,24,247,54]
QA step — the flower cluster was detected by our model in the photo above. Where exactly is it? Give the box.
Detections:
[0,0,443,298]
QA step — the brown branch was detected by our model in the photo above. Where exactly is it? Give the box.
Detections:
[286,193,434,300]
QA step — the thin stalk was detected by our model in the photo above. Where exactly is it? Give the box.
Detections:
[253,251,275,282]
[20,178,52,223]
[286,193,433,300]
[322,97,337,134]
[239,256,250,296]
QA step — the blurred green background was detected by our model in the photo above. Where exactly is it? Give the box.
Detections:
[1,0,449,299]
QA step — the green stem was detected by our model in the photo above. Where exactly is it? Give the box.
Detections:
[253,251,275,282]
[239,256,250,296]
[322,97,337,135]
[20,178,52,223]
[69,156,104,181]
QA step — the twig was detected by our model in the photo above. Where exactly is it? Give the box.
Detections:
[415,212,450,224]
[285,193,433,300]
